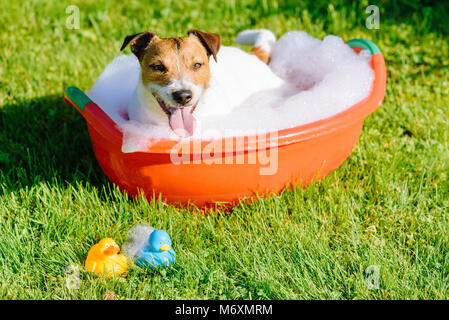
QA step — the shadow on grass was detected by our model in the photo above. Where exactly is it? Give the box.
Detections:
[0,94,109,192]
[273,0,449,35]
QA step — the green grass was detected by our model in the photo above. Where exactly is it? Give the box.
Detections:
[1,0,448,299]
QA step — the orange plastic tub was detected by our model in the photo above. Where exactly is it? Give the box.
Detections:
[64,38,386,207]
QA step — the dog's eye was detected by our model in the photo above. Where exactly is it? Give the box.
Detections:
[151,64,167,72]
[193,63,202,70]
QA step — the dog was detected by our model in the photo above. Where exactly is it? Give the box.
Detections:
[120,29,284,138]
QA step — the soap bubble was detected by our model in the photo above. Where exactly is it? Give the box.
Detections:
[122,224,155,260]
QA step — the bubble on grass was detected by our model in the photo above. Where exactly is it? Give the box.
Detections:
[122,224,154,260]
[87,31,374,152]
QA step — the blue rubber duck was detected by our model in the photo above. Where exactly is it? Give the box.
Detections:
[136,230,176,269]
[122,225,176,270]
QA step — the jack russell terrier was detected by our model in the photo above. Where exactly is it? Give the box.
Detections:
[120,29,284,138]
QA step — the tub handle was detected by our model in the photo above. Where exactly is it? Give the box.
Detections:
[64,86,123,144]
[64,86,94,114]
[347,38,381,55]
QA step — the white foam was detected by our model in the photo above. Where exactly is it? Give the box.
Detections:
[86,31,374,152]
[122,224,155,260]
[87,54,140,124]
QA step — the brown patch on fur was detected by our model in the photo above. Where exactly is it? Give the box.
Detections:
[187,30,221,62]
[140,36,212,88]
[120,31,158,60]
[251,46,270,64]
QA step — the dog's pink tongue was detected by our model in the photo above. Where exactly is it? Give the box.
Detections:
[169,107,196,138]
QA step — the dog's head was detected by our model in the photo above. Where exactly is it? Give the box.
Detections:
[121,30,221,137]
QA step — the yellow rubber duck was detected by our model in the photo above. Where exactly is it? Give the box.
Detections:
[85,238,129,278]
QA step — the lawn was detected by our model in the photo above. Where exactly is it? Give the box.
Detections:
[0,0,448,299]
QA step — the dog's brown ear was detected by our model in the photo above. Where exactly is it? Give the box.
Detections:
[120,31,158,60]
[188,30,221,62]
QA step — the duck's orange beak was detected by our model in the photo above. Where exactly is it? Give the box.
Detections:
[103,245,120,255]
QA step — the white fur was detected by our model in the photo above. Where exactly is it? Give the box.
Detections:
[128,80,166,125]
[235,29,276,54]
[195,46,285,117]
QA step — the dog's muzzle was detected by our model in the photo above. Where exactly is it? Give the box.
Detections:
[153,94,197,138]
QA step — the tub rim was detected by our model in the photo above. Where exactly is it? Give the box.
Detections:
[64,38,386,154]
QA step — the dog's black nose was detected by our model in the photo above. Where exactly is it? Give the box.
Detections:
[172,89,193,105]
